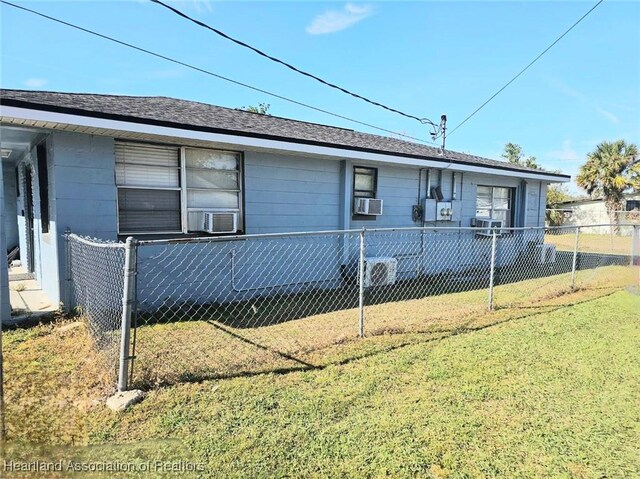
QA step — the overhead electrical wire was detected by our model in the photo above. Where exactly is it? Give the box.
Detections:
[447,0,604,137]
[0,0,439,145]
[150,0,440,129]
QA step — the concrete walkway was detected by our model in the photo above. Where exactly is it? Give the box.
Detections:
[8,266,57,322]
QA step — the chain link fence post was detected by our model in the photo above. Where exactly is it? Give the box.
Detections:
[570,226,581,291]
[633,225,640,286]
[358,228,366,338]
[488,230,497,311]
[117,237,137,392]
[64,228,72,315]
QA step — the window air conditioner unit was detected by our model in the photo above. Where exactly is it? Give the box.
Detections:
[363,257,397,287]
[202,211,238,234]
[354,198,383,216]
[536,244,557,264]
[475,218,503,237]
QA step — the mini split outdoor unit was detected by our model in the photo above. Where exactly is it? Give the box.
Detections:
[201,211,238,234]
[363,257,397,287]
[474,218,503,237]
[354,198,384,215]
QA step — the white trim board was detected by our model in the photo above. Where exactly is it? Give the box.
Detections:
[1,105,570,183]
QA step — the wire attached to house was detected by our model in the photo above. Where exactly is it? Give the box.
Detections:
[0,0,439,146]
[447,0,604,138]
[150,0,440,130]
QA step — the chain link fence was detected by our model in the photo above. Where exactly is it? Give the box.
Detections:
[66,234,125,376]
[67,224,640,391]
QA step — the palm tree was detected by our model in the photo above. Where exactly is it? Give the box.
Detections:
[576,140,639,230]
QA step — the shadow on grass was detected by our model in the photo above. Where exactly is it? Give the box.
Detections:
[133,251,630,332]
[136,288,622,390]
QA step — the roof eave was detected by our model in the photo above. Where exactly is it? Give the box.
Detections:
[0,99,571,183]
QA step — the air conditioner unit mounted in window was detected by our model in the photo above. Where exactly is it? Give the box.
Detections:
[202,211,238,234]
[354,198,383,216]
[475,218,503,237]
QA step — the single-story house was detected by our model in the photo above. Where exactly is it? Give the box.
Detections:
[0,89,569,319]
[556,193,640,231]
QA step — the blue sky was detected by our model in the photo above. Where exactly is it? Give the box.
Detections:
[1,1,639,194]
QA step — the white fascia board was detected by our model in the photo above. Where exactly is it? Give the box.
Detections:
[0,105,570,183]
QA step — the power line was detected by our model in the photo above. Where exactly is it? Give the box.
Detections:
[448,0,604,138]
[0,0,438,145]
[150,0,440,128]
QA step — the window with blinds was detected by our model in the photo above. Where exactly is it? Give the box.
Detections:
[115,142,242,234]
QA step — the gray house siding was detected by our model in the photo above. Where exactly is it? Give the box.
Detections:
[134,153,548,309]
[52,132,118,307]
[244,151,342,234]
[8,130,551,311]
[351,165,420,230]
[52,132,118,239]
[11,132,117,306]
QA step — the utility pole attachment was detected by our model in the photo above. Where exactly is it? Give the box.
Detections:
[427,114,447,152]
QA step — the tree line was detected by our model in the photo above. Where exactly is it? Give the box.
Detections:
[501,141,638,226]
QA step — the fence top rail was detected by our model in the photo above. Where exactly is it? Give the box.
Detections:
[132,223,635,247]
[67,233,125,249]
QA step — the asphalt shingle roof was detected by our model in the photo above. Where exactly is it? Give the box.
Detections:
[0,89,568,179]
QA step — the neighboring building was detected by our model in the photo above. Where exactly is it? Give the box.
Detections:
[557,193,640,232]
[0,89,569,317]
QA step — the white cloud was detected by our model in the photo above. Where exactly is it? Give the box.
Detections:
[546,77,620,125]
[306,3,374,35]
[595,107,619,124]
[24,78,48,88]
[166,0,213,14]
[547,140,581,162]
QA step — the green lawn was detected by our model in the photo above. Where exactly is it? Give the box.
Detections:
[3,287,640,478]
[545,232,634,255]
[130,265,635,388]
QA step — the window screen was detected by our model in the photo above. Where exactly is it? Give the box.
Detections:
[352,166,378,217]
[353,166,377,199]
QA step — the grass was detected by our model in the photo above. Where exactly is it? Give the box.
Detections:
[129,265,635,388]
[2,271,640,477]
[545,232,634,255]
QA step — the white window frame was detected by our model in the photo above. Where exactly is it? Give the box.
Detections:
[476,185,514,227]
[181,146,244,234]
[115,142,243,235]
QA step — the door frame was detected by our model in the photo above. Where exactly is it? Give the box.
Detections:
[23,165,35,274]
